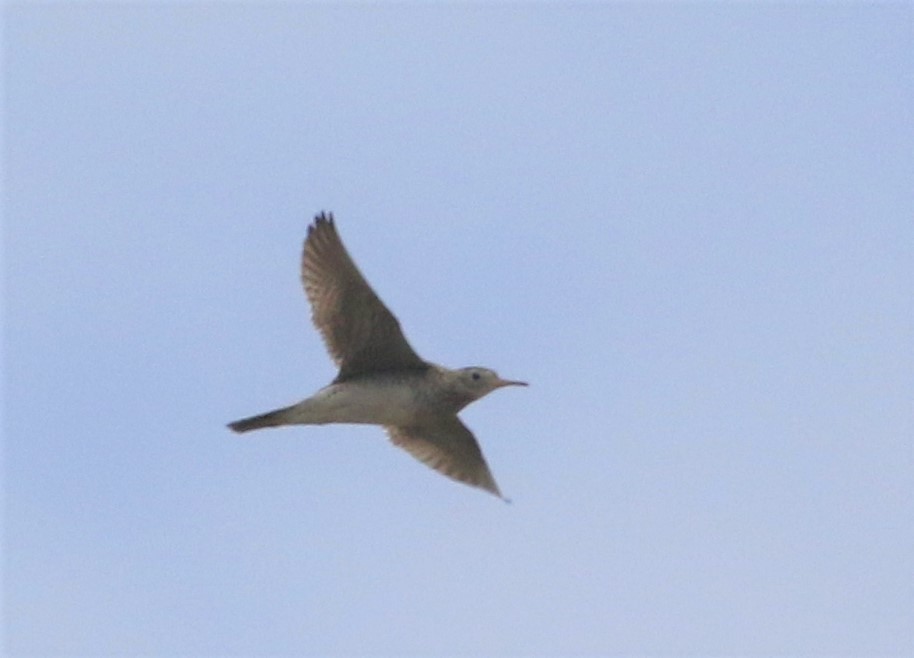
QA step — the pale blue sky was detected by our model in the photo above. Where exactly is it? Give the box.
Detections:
[4,4,912,656]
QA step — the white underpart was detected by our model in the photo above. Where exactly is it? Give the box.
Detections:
[286,380,425,427]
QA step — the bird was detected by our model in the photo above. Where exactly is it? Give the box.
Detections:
[227,212,527,498]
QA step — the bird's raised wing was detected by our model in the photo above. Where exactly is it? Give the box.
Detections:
[387,416,503,498]
[301,213,428,381]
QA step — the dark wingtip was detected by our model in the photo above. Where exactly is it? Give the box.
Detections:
[313,210,334,226]
[308,211,335,239]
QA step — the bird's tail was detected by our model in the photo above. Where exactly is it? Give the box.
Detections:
[227,405,297,433]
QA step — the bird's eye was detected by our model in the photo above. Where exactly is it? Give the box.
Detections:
[471,372,481,381]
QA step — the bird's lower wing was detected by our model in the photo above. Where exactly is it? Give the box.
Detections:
[386,417,503,498]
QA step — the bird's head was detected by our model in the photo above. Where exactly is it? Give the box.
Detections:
[454,367,528,404]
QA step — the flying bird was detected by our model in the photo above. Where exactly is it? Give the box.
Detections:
[228,212,526,498]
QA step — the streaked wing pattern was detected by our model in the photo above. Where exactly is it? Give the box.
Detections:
[301,213,428,381]
[387,417,502,497]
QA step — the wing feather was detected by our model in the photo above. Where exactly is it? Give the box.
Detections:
[387,417,503,498]
[301,213,427,381]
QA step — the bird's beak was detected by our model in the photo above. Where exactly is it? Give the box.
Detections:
[496,377,528,388]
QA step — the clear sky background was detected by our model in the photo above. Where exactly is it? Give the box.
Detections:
[3,4,912,656]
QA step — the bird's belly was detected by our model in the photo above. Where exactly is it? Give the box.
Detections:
[301,380,423,427]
